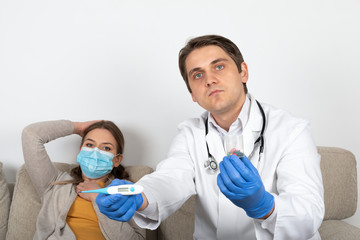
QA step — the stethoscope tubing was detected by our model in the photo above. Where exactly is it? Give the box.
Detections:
[204,100,266,173]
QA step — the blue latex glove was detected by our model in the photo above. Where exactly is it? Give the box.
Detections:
[96,179,143,221]
[217,154,274,218]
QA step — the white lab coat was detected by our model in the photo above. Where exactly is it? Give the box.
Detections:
[135,94,324,240]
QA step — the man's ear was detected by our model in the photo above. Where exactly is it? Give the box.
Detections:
[113,154,123,167]
[191,92,197,103]
[240,62,249,83]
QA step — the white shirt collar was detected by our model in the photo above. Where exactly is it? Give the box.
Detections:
[207,94,250,137]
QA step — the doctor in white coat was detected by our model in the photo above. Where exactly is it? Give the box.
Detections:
[96,35,325,239]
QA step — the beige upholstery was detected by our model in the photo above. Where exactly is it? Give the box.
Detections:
[318,147,360,239]
[319,147,357,220]
[318,220,360,240]
[4,163,154,240]
[6,163,74,239]
[1,146,359,239]
[157,196,195,240]
[0,162,11,240]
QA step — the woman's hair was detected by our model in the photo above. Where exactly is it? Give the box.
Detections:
[53,121,129,186]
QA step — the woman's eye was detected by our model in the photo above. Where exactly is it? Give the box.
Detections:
[194,73,202,79]
[216,65,224,70]
[85,143,94,147]
[103,146,111,151]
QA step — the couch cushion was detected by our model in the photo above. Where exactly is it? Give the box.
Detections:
[158,195,195,240]
[318,147,357,220]
[6,163,153,240]
[6,162,75,240]
[319,220,360,240]
[0,162,11,240]
[125,165,153,182]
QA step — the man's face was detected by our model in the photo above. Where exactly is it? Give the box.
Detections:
[185,45,248,118]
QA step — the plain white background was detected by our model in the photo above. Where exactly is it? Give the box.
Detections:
[1,0,359,228]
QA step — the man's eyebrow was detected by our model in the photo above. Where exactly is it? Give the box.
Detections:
[211,58,228,65]
[188,58,229,77]
[188,67,201,77]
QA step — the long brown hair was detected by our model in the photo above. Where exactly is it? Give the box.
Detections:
[53,121,129,185]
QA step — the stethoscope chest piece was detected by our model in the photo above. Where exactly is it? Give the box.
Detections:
[204,156,218,174]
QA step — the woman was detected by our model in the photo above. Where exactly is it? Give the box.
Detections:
[22,120,145,240]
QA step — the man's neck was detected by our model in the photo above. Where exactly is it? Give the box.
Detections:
[209,94,248,131]
[211,114,235,132]
[211,105,243,131]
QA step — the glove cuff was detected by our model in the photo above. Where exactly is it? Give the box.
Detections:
[245,191,274,219]
[135,193,144,210]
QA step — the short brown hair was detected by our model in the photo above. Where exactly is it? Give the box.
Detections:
[178,35,247,94]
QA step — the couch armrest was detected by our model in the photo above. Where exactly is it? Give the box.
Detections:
[318,146,357,220]
[319,220,360,240]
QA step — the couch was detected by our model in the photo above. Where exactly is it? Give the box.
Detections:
[0,146,359,240]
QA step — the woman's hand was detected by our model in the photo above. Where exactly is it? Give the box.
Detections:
[76,181,102,201]
[73,120,102,137]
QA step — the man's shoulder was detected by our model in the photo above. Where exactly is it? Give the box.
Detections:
[177,112,207,130]
[262,102,309,126]
[261,102,311,141]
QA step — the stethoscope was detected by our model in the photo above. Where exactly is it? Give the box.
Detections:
[204,100,266,174]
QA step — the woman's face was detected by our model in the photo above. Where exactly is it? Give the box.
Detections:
[81,128,123,167]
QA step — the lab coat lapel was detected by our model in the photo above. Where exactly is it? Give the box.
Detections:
[217,96,264,238]
[203,95,265,238]
[243,95,263,168]
[205,122,244,238]
[205,129,224,169]
[243,125,255,161]
[211,128,252,239]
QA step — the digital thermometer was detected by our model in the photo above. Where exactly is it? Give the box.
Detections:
[81,184,144,195]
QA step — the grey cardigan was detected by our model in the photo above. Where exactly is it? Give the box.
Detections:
[22,120,146,240]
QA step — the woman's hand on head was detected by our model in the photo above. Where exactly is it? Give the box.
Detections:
[73,120,102,137]
[76,181,102,202]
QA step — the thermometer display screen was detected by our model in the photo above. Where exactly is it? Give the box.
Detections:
[117,187,129,193]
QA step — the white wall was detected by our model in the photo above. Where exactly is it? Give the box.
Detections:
[1,0,359,228]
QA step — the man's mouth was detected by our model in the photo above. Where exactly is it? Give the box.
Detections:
[209,89,223,97]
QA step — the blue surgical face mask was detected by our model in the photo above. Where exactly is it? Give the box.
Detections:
[76,147,115,179]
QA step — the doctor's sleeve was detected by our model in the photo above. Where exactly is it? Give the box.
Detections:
[134,124,197,229]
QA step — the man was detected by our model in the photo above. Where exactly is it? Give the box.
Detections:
[96,35,324,239]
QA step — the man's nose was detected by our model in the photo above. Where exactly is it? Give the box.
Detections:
[205,72,218,86]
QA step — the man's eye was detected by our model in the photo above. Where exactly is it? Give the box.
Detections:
[216,65,224,70]
[194,73,202,79]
